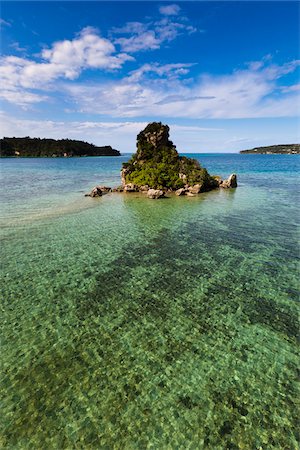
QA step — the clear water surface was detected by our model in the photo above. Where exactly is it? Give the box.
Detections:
[1,154,299,449]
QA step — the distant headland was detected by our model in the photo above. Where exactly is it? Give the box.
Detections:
[0,137,120,157]
[240,144,300,154]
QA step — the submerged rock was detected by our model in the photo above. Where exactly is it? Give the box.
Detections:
[147,189,165,199]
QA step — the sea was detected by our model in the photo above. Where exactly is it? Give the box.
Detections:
[1,153,299,449]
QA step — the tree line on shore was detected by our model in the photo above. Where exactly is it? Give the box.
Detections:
[0,137,120,157]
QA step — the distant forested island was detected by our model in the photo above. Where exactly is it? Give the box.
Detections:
[0,137,120,157]
[240,144,300,154]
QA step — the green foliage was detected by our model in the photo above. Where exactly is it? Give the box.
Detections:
[123,122,215,190]
[127,162,185,190]
[0,137,120,157]
[178,156,214,189]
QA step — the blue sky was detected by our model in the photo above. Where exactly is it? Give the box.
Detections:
[0,1,299,152]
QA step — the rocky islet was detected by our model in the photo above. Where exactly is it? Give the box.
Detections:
[85,122,237,199]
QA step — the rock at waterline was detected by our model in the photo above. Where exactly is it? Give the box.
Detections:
[85,186,103,197]
[147,189,165,199]
[219,174,237,189]
[98,185,112,193]
[175,188,187,196]
[124,183,138,192]
[188,184,203,194]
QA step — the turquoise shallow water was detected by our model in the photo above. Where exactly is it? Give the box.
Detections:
[1,154,299,449]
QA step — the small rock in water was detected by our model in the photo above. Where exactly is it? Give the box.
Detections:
[124,183,138,192]
[85,186,103,197]
[220,173,237,189]
[188,184,203,194]
[99,186,112,193]
[112,186,124,192]
[147,189,165,199]
[139,185,150,192]
[175,188,186,196]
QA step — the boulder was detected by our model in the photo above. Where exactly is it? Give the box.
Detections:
[188,183,203,194]
[147,189,165,199]
[124,183,138,192]
[186,192,196,197]
[139,185,150,192]
[99,185,112,193]
[220,173,237,188]
[85,186,102,197]
[175,188,186,196]
[114,186,124,192]
[227,173,237,188]
[213,175,222,184]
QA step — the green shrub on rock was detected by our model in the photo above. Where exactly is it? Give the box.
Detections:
[122,122,216,191]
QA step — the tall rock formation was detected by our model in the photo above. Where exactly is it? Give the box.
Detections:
[121,122,218,192]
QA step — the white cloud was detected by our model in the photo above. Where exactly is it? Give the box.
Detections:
[0,15,197,106]
[112,14,196,52]
[9,42,27,53]
[41,27,132,73]
[0,27,133,106]
[111,22,147,35]
[159,4,181,16]
[0,89,47,107]
[280,83,300,93]
[115,31,161,53]
[155,95,215,105]
[64,59,300,120]
[127,62,196,82]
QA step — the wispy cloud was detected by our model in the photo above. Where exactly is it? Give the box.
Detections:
[63,59,300,119]
[127,62,196,82]
[111,22,147,35]
[112,8,196,52]
[9,42,27,53]
[159,4,181,16]
[115,31,161,53]
[155,95,215,105]
[280,83,300,93]
[0,89,47,108]
[0,18,11,27]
